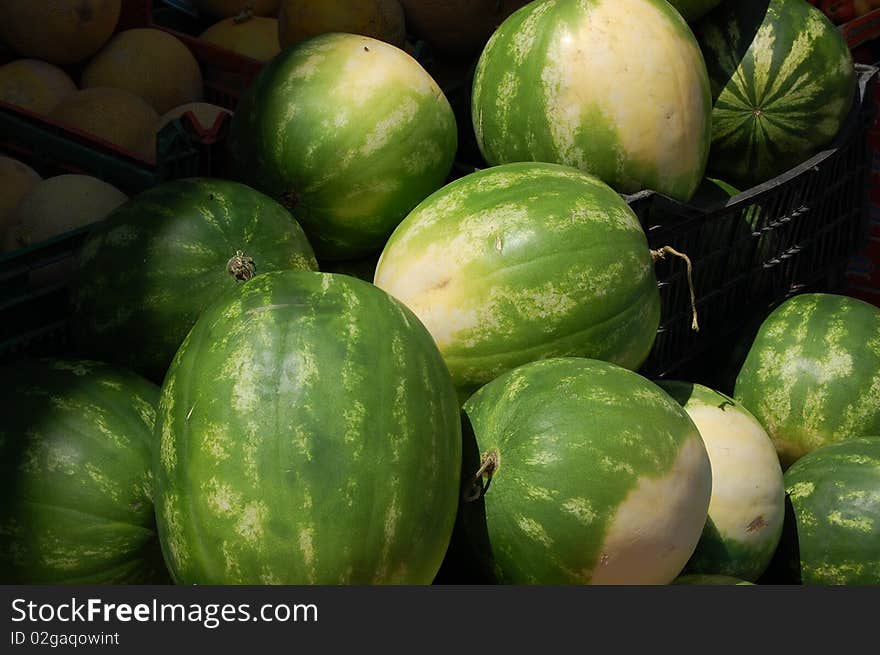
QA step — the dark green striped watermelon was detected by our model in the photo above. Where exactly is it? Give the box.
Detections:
[70,178,317,383]
[229,32,458,260]
[456,357,712,585]
[0,359,166,584]
[374,162,662,399]
[471,0,712,202]
[154,270,462,584]
[773,437,880,585]
[659,382,784,582]
[734,293,880,469]
[695,0,856,188]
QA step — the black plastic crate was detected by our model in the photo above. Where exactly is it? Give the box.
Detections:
[635,64,878,380]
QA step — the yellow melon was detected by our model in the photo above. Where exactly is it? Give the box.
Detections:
[200,15,281,61]
[0,156,41,240]
[399,0,529,57]
[0,0,121,65]
[2,174,127,253]
[81,28,203,115]
[278,0,406,50]
[0,59,77,115]
[157,102,232,133]
[49,88,159,161]
[192,0,281,18]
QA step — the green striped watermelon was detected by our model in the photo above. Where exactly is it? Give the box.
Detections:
[154,270,462,584]
[229,33,458,260]
[734,293,880,469]
[0,359,166,584]
[374,162,662,399]
[694,0,856,188]
[471,0,712,202]
[659,382,784,581]
[70,178,317,383]
[774,437,880,585]
[456,357,712,584]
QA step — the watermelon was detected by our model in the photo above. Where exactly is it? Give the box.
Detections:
[773,437,880,585]
[229,32,458,260]
[0,359,166,584]
[471,0,712,202]
[70,178,317,384]
[374,162,662,399]
[456,357,712,585]
[667,1,724,23]
[694,0,856,188]
[659,382,784,581]
[672,574,754,585]
[734,293,880,469]
[154,270,462,584]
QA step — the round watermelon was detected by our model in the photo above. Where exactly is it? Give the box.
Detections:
[471,0,712,202]
[694,0,856,188]
[734,293,880,469]
[229,32,458,260]
[374,162,662,399]
[70,177,317,383]
[659,381,784,581]
[773,436,880,585]
[457,357,712,585]
[154,270,462,584]
[0,359,166,584]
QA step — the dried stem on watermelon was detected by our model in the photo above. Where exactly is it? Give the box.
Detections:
[651,245,699,332]
[463,448,500,502]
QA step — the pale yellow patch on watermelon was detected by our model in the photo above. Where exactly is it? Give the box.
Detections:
[359,96,419,158]
[590,434,711,584]
[204,477,242,517]
[835,371,880,440]
[203,422,232,462]
[299,526,316,580]
[235,501,268,545]
[340,37,435,107]
[509,0,555,65]
[787,480,815,500]
[827,510,873,533]
[525,485,556,501]
[525,451,560,466]
[162,492,189,571]
[749,24,777,104]
[516,515,553,548]
[539,0,708,193]
[562,497,597,526]
[684,399,783,548]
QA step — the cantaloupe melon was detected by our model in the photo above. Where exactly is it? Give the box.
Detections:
[0,156,41,241]
[49,88,159,161]
[200,14,281,61]
[193,0,281,18]
[399,0,529,57]
[0,59,76,115]
[278,0,406,50]
[2,175,127,253]
[81,28,203,115]
[156,102,232,134]
[0,0,121,65]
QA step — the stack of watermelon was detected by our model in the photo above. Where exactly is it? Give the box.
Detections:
[1,0,877,587]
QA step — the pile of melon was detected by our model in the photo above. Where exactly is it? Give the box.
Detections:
[0,0,877,588]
